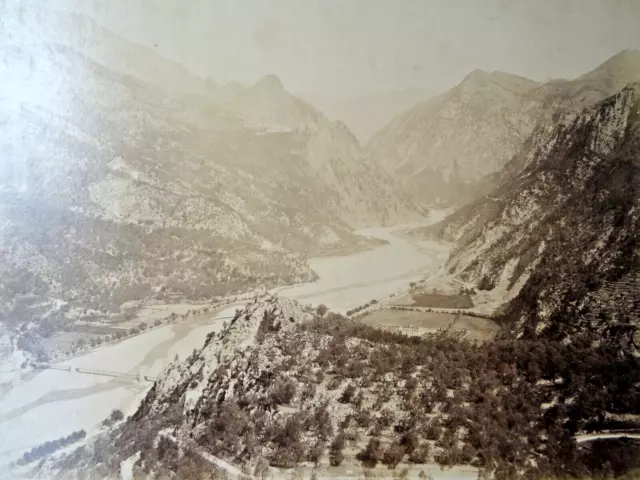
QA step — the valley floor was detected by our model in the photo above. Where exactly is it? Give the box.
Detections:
[0,211,454,477]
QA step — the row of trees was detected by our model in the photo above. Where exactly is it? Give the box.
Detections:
[345,299,378,317]
[18,430,86,465]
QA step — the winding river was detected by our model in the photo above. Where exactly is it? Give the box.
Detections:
[0,211,459,477]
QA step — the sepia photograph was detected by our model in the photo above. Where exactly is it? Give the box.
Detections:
[1,1,639,478]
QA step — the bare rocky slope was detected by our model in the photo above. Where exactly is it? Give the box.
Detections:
[0,27,423,345]
[420,84,640,342]
[368,50,640,206]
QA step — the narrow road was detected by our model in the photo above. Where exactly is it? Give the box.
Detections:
[575,433,640,443]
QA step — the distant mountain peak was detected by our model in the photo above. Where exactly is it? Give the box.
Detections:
[463,69,493,83]
[459,69,538,91]
[253,74,284,92]
[583,49,640,81]
[607,48,640,65]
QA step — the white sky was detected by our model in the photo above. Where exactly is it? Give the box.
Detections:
[8,0,640,94]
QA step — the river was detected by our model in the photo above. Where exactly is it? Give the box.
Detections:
[0,211,467,478]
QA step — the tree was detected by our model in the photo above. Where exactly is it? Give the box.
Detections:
[316,304,329,317]
[314,405,333,440]
[400,431,419,455]
[425,422,441,441]
[110,409,125,422]
[409,443,430,464]
[379,409,395,429]
[307,440,324,464]
[356,437,384,467]
[355,409,372,429]
[329,434,346,466]
[383,443,406,469]
[269,378,297,405]
[339,385,357,404]
[269,442,304,469]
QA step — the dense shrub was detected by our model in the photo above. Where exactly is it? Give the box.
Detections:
[269,378,297,405]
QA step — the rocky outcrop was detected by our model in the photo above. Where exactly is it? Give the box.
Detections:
[136,295,314,419]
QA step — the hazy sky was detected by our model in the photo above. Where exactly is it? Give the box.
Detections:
[15,0,640,94]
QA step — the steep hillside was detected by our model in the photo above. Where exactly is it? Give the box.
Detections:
[422,85,640,340]
[221,75,426,228]
[369,50,640,206]
[0,41,422,346]
[368,71,541,205]
[47,296,640,480]
[530,50,640,119]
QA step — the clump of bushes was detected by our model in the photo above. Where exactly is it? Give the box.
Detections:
[102,409,125,427]
[269,378,297,405]
[315,304,329,317]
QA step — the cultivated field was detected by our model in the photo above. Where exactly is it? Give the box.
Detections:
[359,309,499,342]
[389,293,473,309]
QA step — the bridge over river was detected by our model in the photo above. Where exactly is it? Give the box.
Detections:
[31,363,157,383]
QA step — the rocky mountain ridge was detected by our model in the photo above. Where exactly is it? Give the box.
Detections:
[368,50,640,206]
[420,84,640,341]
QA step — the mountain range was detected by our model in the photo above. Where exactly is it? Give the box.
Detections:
[0,13,424,339]
[76,81,640,480]
[6,9,640,479]
[368,49,640,206]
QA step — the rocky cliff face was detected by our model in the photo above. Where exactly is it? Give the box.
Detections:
[368,51,640,207]
[425,85,640,340]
